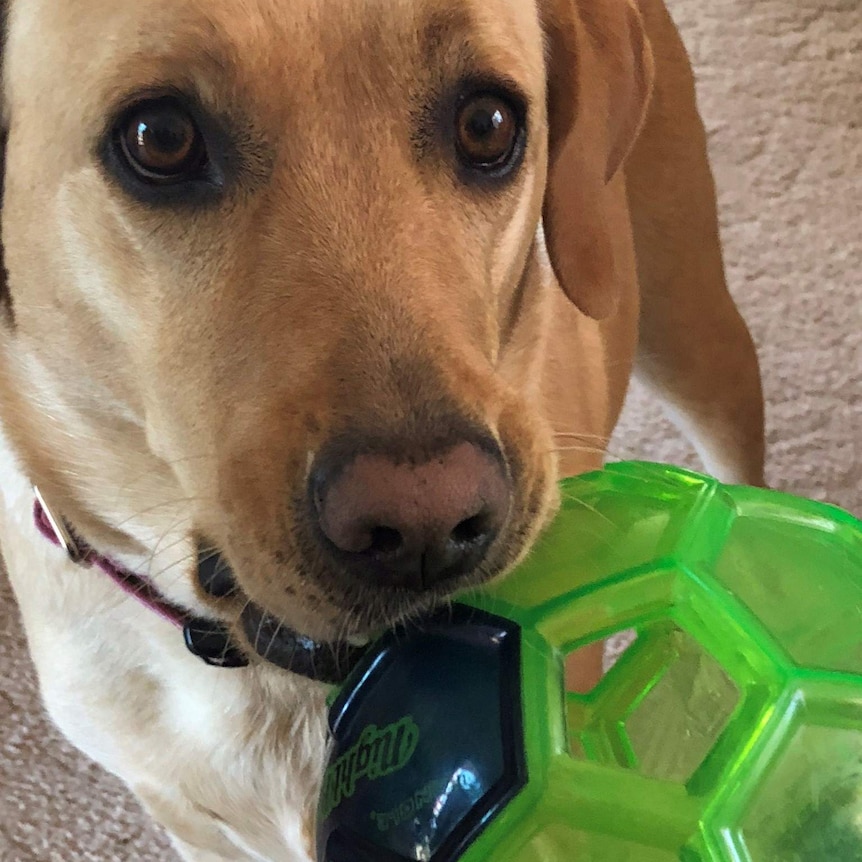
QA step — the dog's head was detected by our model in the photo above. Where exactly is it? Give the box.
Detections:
[0,0,652,676]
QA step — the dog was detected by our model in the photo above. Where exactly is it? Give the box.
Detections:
[0,0,765,858]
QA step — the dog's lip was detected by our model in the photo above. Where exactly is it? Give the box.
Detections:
[196,547,372,683]
[240,602,371,685]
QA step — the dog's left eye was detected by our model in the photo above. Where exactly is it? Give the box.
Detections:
[116,98,208,184]
[455,91,525,177]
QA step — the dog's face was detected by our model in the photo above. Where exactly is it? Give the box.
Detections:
[0,0,651,669]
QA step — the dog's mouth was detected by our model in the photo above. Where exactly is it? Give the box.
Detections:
[238,602,373,684]
[194,471,540,684]
[196,549,384,684]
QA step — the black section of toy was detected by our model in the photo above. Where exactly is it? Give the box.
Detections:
[317,606,526,862]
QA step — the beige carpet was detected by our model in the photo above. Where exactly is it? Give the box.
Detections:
[1,1,859,859]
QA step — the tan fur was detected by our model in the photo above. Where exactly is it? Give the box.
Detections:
[0,0,764,858]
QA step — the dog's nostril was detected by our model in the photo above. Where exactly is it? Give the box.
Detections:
[311,437,511,591]
[451,512,491,545]
[368,526,403,556]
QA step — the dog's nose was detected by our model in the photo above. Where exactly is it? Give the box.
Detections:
[311,441,511,591]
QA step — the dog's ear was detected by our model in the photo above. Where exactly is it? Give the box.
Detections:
[540,0,654,320]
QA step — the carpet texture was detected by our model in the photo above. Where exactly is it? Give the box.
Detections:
[1,0,859,859]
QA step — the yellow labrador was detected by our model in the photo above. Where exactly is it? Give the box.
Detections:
[0,0,764,858]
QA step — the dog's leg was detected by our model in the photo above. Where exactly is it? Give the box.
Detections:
[625,1,766,486]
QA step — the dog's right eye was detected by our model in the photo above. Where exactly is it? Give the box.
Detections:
[453,89,526,181]
[116,99,208,184]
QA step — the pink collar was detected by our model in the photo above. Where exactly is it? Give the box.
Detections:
[33,488,247,667]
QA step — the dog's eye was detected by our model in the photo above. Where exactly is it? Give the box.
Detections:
[455,93,522,173]
[117,99,207,183]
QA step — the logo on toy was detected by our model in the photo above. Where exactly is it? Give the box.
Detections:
[319,716,420,820]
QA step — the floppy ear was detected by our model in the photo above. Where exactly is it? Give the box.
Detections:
[540,0,654,319]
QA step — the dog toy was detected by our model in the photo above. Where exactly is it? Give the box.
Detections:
[316,461,862,862]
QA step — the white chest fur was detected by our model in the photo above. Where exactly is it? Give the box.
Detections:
[0,431,329,862]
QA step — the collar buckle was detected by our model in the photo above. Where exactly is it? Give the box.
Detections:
[33,486,88,565]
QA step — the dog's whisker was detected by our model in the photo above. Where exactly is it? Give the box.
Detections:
[551,431,610,441]
[548,445,633,464]
[109,452,218,504]
[109,496,207,532]
[556,490,617,528]
[549,445,606,455]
